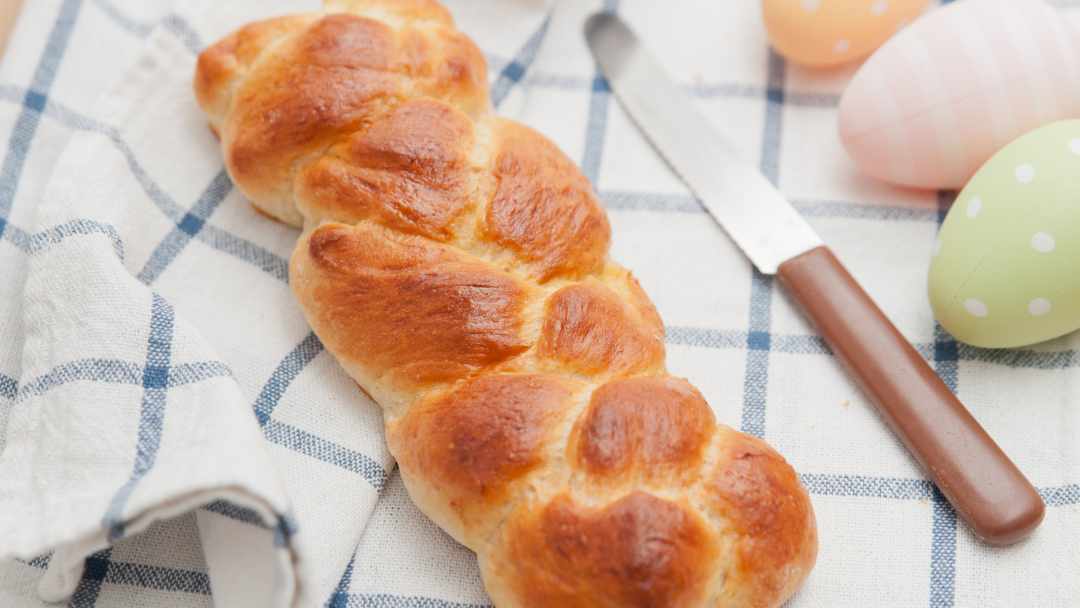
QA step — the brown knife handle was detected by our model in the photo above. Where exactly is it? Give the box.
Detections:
[777,246,1044,545]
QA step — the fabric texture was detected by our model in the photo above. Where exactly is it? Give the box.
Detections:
[0,1,1077,607]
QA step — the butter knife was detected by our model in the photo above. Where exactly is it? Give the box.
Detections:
[585,12,1043,545]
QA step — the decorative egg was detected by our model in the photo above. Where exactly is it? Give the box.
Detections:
[762,0,928,68]
[839,0,1080,189]
[929,120,1080,348]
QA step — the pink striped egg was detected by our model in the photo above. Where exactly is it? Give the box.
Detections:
[838,0,1080,190]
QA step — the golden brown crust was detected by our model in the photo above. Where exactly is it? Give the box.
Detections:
[224,15,403,223]
[484,121,611,281]
[493,492,718,608]
[574,377,715,482]
[538,282,665,376]
[395,26,489,117]
[390,374,577,537]
[196,12,488,225]
[193,15,316,125]
[198,2,817,605]
[704,432,819,607]
[295,99,476,238]
[294,222,529,389]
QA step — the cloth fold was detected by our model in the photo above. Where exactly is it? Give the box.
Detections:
[1,1,1078,607]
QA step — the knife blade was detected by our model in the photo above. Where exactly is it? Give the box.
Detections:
[586,13,819,274]
[585,11,1044,545]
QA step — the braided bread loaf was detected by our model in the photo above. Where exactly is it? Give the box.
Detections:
[195,1,817,605]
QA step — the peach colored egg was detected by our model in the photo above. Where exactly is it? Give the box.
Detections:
[839,0,1080,189]
[763,0,929,67]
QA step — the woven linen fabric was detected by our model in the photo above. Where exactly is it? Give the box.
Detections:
[0,1,1077,607]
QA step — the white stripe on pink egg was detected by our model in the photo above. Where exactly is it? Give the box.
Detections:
[948,4,1015,163]
[902,26,962,185]
[839,0,1080,189]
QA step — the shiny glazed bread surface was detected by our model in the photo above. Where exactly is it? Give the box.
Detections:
[195,1,817,605]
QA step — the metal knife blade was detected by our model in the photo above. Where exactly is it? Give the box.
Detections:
[585,12,820,274]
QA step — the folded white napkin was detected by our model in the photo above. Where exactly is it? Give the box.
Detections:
[1,1,1077,607]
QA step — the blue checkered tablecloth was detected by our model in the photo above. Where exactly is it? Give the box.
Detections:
[0,1,1078,607]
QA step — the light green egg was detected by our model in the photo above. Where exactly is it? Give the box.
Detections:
[929,120,1080,348]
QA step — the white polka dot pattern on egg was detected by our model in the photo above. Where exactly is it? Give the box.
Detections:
[801,0,821,12]
[1028,298,1052,317]
[1031,232,1055,253]
[833,39,850,54]
[1015,163,1036,183]
[871,0,889,15]
[1070,139,1080,155]
[966,196,982,218]
[964,298,988,318]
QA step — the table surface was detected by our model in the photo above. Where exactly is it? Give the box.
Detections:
[0,0,25,60]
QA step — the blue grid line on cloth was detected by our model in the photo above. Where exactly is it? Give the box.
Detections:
[326,548,357,608]
[8,357,231,403]
[1040,484,1080,506]
[203,499,274,530]
[0,372,15,399]
[90,0,202,53]
[603,189,941,221]
[30,549,213,601]
[800,473,933,500]
[98,558,210,595]
[263,418,389,489]
[4,218,125,260]
[688,81,840,107]
[17,358,138,398]
[26,550,215,597]
[490,16,551,108]
[69,549,111,608]
[90,0,153,38]
[104,293,177,542]
[0,0,81,241]
[249,332,389,488]
[738,49,786,440]
[10,358,139,400]
[581,74,610,184]
[668,326,831,355]
[518,69,839,108]
[165,360,231,386]
[195,222,289,281]
[340,594,490,608]
[137,169,233,284]
[667,326,1080,371]
[931,486,958,608]
[161,14,205,53]
[793,198,938,222]
[253,332,325,426]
